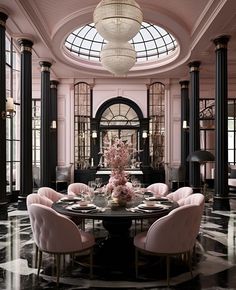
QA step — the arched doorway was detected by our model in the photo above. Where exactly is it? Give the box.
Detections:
[92,97,149,169]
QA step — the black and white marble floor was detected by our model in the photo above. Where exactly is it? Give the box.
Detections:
[0,199,236,290]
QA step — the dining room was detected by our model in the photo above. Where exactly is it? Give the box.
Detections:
[1,0,236,289]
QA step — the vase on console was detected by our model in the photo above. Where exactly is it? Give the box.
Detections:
[104,139,135,207]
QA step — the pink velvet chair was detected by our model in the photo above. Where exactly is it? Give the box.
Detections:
[27,193,53,208]
[28,203,95,286]
[134,204,203,286]
[166,186,193,205]
[67,182,91,196]
[146,183,169,197]
[27,193,54,268]
[38,187,64,202]
[181,193,205,212]
[38,186,83,227]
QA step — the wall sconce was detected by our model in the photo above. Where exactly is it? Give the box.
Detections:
[182,120,189,129]
[50,120,57,129]
[92,130,98,139]
[1,97,16,119]
[142,130,148,139]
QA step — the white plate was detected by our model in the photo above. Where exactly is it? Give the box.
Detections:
[70,204,96,210]
[138,204,164,210]
[60,196,81,202]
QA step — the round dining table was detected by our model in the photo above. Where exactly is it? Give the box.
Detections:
[52,197,179,275]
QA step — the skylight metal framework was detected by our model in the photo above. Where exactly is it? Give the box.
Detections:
[65,22,177,62]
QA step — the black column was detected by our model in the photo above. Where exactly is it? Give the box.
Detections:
[40,61,52,187]
[17,38,34,210]
[212,35,230,211]
[0,12,8,219]
[188,61,201,190]
[49,80,59,185]
[179,80,190,184]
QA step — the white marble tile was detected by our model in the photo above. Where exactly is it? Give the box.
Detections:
[207,250,228,257]
[201,222,222,229]
[8,210,28,217]
[0,258,38,275]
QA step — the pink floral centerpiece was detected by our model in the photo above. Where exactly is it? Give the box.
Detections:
[104,138,135,206]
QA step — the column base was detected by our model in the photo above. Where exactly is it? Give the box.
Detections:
[17,195,27,210]
[212,196,230,211]
[0,201,8,220]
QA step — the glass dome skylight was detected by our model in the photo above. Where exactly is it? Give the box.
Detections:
[65,22,178,62]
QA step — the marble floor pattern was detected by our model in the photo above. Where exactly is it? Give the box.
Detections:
[0,199,236,290]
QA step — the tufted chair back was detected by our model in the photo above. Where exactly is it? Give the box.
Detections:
[166,186,193,205]
[146,183,169,197]
[26,193,53,208]
[38,187,64,202]
[28,203,95,285]
[134,204,203,286]
[181,193,205,212]
[144,204,202,253]
[29,204,85,252]
[67,182,91,196]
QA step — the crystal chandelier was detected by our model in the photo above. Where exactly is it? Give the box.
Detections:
[94,0,143,42]
[93,0,143,75]
[100,42,136,76]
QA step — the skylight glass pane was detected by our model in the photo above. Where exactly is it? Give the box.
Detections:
[64,22,178,63]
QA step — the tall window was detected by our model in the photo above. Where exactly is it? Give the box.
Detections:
[74,82,91,169]
[149,82,165,169]
[199,99,215,154]
[200,99,236,175]
[32,100,41,188]
[5,35,21,194]
[228,100,236,164]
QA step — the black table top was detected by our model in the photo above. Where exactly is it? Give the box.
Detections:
[52,199,178,221]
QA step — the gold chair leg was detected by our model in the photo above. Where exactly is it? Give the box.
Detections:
[89,249,93,279]
[56,254,61,287]
[35,245,38,268]
[188,250,193,278]
[135,248,138,278]
[37,250,42,277]
[166,255,170,287]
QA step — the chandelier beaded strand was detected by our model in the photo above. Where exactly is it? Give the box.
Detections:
[93,0,143,76]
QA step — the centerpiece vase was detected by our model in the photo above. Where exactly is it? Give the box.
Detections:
[104,139,135,209]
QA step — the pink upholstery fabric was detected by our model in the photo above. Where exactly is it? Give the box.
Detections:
[146,183,169,197]
[166,186,193,205]
[67,183,91,196]
[28,203,95,253]
[38,187,64,202]
[181,193,205,212]
[134,204,203,254]
[27,193,53,208]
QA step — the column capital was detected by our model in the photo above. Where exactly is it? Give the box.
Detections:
[188,61,201,72]
[179,80,189,88]
[17,38,33,53]
[0,11,8,27]
[50,80,59,89]
[39,61,52,72]
[213,35,230,50]
[89,83,95,90]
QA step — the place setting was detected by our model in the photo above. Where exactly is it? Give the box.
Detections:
[126,194,173,213]
[57,196,82,203]
[66,200,106,213]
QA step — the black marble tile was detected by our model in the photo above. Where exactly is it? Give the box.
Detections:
[0,202,236,289]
